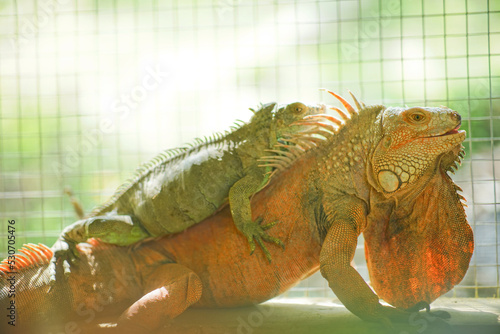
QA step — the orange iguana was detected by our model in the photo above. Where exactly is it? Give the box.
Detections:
[0,92,473,333]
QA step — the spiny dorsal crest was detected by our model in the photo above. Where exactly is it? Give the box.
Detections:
[132,119,247,176]
[259,90,362,178]
[0,243,53,277]
[89,119,247,216]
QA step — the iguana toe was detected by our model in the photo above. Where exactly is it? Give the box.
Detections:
[48,262,57,286]
[260,232,285,249]
[240,218,283,262]
[406,301,451,319]
[48,239,79,285]
[62,260,71,277]
[247,237,256,255]
[254,236,272,262]
[407,301,430,312]
[260,221,278,231]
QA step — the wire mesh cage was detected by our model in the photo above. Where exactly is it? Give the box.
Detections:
[0,0,498,302]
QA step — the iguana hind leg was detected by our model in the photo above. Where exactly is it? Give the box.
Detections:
[117,263,202,331]
[229,166,284,262]
[49,215,150,283]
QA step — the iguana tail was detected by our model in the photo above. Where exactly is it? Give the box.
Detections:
[64,186,85,219]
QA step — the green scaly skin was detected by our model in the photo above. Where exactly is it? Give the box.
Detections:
[49,101,326,282]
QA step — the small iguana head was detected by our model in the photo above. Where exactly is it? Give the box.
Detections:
[370,106,465,195]
[274,102,326,136]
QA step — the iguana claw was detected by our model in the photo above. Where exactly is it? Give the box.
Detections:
[48,238,80,285]
[407,301,451,319]
[243,218,284,262]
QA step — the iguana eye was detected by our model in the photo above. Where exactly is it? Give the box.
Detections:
[409,112,426,123]
[412,113,424,121]
[403,108,429,125]
[295,107,303,113]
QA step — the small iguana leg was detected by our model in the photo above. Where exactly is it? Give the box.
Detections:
[229,166,284,262]
[117,263,202,331]
[320,198,409,324]
[49,215,150,283]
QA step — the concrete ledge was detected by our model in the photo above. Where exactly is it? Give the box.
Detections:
[160,298,500,334]
[85,298,499,334]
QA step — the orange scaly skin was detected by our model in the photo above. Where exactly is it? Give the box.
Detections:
[0,92,473,333]
[148,155,322,308]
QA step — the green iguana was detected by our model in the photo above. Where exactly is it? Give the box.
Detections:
[0,92,473,334]
[50,101,327,280]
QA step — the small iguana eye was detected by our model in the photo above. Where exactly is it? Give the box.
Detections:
[295,107,303,113]
[411,113,425,122]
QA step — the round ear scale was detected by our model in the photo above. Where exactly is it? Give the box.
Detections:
[377,170,401,193]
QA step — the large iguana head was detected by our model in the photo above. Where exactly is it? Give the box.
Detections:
[368,106,465,195]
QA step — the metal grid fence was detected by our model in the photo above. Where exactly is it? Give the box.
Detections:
[0,0,498,299]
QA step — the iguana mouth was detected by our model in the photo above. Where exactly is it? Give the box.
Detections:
[439,124,463,136]
[426,124,464,138]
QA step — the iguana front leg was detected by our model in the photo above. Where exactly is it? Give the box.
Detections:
[319,198,409,324]
[229,166,284,261]
[49,215,150,282]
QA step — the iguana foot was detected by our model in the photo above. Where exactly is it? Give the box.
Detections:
[48,238,80,284]
[374,303,452,333]
[241,218,284,262]
[407,301,451,319]
[407,301,430,312]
